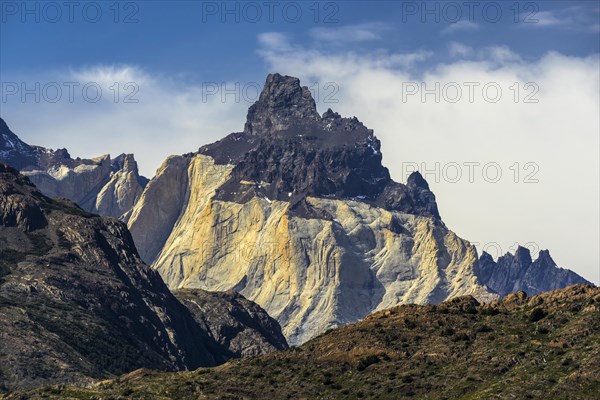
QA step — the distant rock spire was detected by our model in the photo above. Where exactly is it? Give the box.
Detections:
[476,247,591,296]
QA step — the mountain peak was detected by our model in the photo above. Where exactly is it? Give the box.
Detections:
[111,153,137,172]
[0,118,39,170]
[197,73,440,219]
[0,162,26,182]
[535,249,555,266]
[477,245,590,296]
[243,73,320,135]
[514,245,533,265]
[0,117,9,133]
[479,251,494,262]
[407,171,430,190]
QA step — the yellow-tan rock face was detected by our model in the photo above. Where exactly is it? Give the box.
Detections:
[128,154,497,345]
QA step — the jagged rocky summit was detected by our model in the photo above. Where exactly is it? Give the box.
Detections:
[125,74,498,345]
[198,73,439,218]
[0,163,287,392]
[2,74,592,348]
[476,246,591,296]
[0,118,148,218]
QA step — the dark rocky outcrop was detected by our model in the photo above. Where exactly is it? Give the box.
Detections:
[0,119,38,171]
[199,73,440,219]
[475,246,591,296]
[244,73,321,136]
[0,164,47,232]
[0,163,230,391]
[175,289,288,357]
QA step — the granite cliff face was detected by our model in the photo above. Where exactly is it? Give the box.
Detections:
[476,247,591,296]
[125,74,591,345]
[126,74,497,345]
[0,118,147,219]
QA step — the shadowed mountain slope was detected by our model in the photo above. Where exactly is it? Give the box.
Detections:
[0,163,228,391]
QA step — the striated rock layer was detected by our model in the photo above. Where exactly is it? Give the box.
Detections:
[0,118,148,219]
[129,154,495,344]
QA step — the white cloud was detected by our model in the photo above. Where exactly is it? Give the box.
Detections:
[1,64,249,178]
[448,42,474,58]
[481,45,522,64]
[441,20,479,35]
[524,6,600,33]
[257,35,600,284]
[257,32,292,51]
[533,11,563,27]
[1,37,598,285]
[309,22,391,44]
[68,65,151,87]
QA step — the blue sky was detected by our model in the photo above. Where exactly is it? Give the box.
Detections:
[1,1,599,283]
[1,1,598,79]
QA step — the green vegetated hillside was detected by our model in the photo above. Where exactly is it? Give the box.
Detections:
[5,284,599,400]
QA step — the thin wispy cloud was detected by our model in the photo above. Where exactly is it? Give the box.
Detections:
[448,42,474,58]
[257,32,293,51]
[309,22,392,44]
[481,46,523,64]
[524,6,600,33]
[446,44,523,65]
[441,21,480,35]
[257,34,431,79]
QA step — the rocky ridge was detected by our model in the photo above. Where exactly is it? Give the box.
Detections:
[0,163,285,391]
[476,246,591,296]
[0,118,147,219]
[174,289,288,357]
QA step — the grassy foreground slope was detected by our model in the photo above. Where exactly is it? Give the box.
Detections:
[5,284,599,400]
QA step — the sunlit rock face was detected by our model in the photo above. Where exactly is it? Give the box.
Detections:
[125,73,592,345]
[126,74,499,345]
